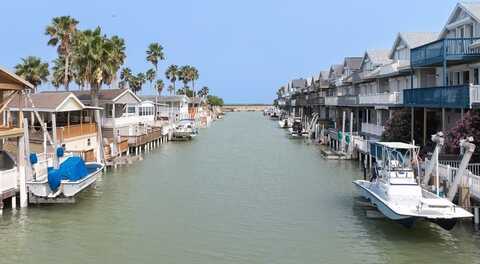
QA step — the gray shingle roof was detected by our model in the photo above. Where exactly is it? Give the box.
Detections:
[400,32,438,48]
[460,2,480,22]
[366,49,392,65]
[8,92,72,110]
[344,57,363,70]
[291,78,307,88]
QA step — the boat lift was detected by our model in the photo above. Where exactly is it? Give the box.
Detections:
[422,131,476,205]
[422,132,445,186]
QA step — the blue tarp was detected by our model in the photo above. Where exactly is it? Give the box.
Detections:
[47,157,88,191]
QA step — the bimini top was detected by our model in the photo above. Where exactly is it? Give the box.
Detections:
[376,142,418,150]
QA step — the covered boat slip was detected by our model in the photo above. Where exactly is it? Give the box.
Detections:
[0,66,34,210]
[6,92,102,162]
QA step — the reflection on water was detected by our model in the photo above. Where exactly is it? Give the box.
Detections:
[0,112,480,264]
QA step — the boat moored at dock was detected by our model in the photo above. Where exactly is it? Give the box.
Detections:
[27,152,104,201]
[353,142,472,230]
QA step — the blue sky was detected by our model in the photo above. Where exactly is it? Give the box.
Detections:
[1,0,458,103]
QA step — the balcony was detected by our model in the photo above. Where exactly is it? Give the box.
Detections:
[411,38,480,67]
[358,92,402,105]
[325,96,338,106]
[325,95,358,106]
[403,84,480,108]
[361,123,385,137]
[29,123,98,143]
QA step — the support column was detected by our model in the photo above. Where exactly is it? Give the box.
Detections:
[423,108,427,146]
[442,108,445,132]
[411,108,414,143]
[51,112,57,146]
[11,196,16,209]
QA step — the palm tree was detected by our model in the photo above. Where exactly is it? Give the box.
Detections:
[14,56,49,91]
[119,67,132,89]
[128,72,145,94]
[178,65,191,95]
[198,86,209,98]
[107,35,127,88]
[155,79,165,95]
[167,84,175,95]
[51,57,72,89]
[188,66,199,95]
[165,64,179,92]
[146,43,165,71]
[72,27,123,106]
[146,68,156,90]
[45,16,79,91]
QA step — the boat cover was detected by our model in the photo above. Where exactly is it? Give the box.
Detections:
[47,157,88,191]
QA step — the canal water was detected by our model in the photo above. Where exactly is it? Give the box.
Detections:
[1,112,480,263]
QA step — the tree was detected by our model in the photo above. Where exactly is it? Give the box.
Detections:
[146,42,165,71]
[146,68,156,90]
[107,35,127,88]
[155,79,165,95]
[119,67,132,89]
[198,86,209,97]
[14,56,49,91]
[207,95,224,106]
[128,72,146,94]
[178,65,191,95]
[51,56,75,89]
[167,84,175,95]
[45,16,79,91]
[72,27,124,106]
[445,110,480,156]
[165,64,178,92]
[176,88,193,97]
[189,66,199,95]
[381,109,412,143]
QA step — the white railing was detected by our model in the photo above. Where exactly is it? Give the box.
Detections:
[325,96,338,106]
[469,84,480,105]
[352,136,369,153]
[426,159,480,200]
[358,92,402,105]
[0,168,17,193]
[361,123,385,137]
[439,160,480,176]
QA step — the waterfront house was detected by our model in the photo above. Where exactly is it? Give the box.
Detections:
[155,95,190,122]
[73,89,161,157]
[7,92,102,162]
[406,2,480,145]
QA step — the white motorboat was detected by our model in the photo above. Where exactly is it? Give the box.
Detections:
[288,118,308,138]
[27,155,104,199]
[172,119,198,141]
[278,117,293,128]
[353,142,472,230]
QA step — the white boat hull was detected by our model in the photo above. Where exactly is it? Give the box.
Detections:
[353,180,472,229]
[27,162,104,199]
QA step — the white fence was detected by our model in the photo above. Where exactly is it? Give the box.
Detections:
[325,96,338,106]
[358,92,402,105]
[361,123,385,137]
[427,159,480,200]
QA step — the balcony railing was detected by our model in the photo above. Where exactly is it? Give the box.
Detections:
[361,123,385,137]
[411,38,480,67]
[325,96,338,106]
[403,84,471,108]
[57,123,97,141]
[337,95,358,106]
[358,92,402,105]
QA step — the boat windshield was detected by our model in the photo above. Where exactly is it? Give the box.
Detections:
[380,145,417,172]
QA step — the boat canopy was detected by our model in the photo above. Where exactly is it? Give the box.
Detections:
[375,142,419,150]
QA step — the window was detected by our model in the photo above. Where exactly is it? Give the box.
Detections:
[475,69,479,85]
[128,106,136,114]
[456,72,461,85]
[463,71,470,84]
